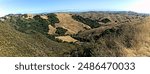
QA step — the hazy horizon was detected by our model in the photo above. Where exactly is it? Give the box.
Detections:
[0,0,150,17]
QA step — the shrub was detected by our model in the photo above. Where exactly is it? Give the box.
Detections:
[72,15,101,28]
[47,13,60,27]
[100,18,111,23]
[55,27,67,35]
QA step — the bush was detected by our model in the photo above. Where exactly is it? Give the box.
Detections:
[100,18,111,23]
[72,15,101,28]
[55,27,67,35]
[70,43,95,57]
[33,15,49,34]
[13,15,50,35]
[47,13,60,27]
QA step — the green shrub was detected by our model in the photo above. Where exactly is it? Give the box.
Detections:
[100,18,111,23]
[47,13,60,27]
[55,27,67,35]
[14,15,50,35]
[72,15,101,28]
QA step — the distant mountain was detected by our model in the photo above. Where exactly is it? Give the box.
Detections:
[0,11,150,57]
[82,11,149,16]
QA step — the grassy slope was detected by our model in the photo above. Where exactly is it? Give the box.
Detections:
[0,13,149,57]
[0,21,75,57]
[123,17,150,56]
[56,13,91,34]
[74,17,150,57]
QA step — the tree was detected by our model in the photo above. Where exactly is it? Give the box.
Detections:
[47,13,60,27]
[72,15,101,28]
[55,27,67,35]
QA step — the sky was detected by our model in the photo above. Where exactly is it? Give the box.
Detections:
[0,0,150,17]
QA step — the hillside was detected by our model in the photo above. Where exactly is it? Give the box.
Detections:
[55,13,91,34]
[0,11,149,57]
[73,17,150,56]
[0,21,76,57]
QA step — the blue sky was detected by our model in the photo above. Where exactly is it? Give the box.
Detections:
[0,0,150,17]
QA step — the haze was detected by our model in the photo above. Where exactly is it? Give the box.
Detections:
[0,0,150,17]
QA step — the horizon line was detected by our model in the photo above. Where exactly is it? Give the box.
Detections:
[1,10,149,17]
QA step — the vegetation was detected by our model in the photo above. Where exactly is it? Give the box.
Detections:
[11,15,49,35]
[47,13,60,27]
[72,15,101,28]
[8,14,61,41]
[0,12,149,57]
[0,21,76,57]
[55,27,67,35]
[100,18,111,23]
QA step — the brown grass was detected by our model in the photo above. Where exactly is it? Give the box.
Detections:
[87,17,150,57]
[55,13,91,34]
[55,36,78,43]
[0,22,76,57]
[122,17,150,56]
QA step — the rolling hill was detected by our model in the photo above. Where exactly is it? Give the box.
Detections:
[0,11,149,57]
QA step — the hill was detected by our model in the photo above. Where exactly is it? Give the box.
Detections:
[0,21,76,57]
[0,11,149,57]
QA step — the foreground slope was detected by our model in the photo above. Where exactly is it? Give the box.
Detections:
[73,16,150,57]
[123,17,150,56]
[0,21,75,57]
